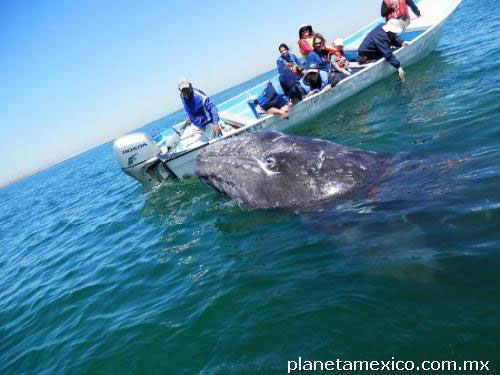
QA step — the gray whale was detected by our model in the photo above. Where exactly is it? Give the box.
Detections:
[195,132,395,210]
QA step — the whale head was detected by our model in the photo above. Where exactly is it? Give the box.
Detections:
[195,132,390,209]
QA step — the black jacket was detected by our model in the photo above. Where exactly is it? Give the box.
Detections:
[358,25,403,68]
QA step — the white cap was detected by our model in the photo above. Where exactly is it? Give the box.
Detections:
[178,77,191,90]
[382,18,408,34]
[334,38,344,47]
[299,24,313,35]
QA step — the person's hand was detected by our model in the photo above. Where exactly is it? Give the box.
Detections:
[180,118,191,131]
[280,109,289,120]
[398,67,405,81]
[212,123,222,136]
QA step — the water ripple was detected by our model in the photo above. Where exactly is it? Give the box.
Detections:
[2,2,500,373]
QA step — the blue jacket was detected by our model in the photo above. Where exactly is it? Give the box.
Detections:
[180,88,219,129]
[300,70,330,94]
[270,75,285,95]
[257,80,288,110]
[306,51,330,72]
[358,24,403,68]
[276,53,303,74]
[278,69,300,97]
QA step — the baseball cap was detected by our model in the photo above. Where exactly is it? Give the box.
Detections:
[178,78,191,90]
[382,18,407,34]
[306,63,320,74]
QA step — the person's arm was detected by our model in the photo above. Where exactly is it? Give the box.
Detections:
[204,96,219,125]
[376,35,405,80]
[277,58,287,74]
[391,37,404,48]
[299,80,311,97]
[306,51,321,67]
[266,106,289,119]
[291,53,303,68]
[398,67,405,81]
[375,36,401,69]
[334,63,352,76]
[407,0,421,17]
[183,113,194,126]
[204,96,222,134]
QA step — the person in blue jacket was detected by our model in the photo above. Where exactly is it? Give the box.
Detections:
[357,18,408,80]
[278,68,307,104]
[178,78,222,139]
[305,33,330,73]
[253,77,290,119]
[276,43,303,75]
[300,63,332,94]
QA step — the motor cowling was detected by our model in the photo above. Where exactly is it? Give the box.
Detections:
[113,132,172,190]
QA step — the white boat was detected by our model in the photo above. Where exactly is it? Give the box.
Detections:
[113,0,462,190]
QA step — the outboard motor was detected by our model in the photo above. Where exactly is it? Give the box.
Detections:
[113,132,172,190]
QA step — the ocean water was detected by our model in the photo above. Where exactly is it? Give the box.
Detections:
[1,1,500,374]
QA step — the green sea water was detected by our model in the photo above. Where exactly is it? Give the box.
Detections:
[1,1,500,374]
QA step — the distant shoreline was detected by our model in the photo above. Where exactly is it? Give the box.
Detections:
[1,104,195,190]
[1,144,106,189]
[0,123,161,190]
[1,70,274,190]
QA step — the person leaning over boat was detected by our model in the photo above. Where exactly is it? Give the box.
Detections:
[278,68,307,105]
[253,78,290,119]
[381,0,420,23]
[277,43,303,75]
[357,18,408,81]
[178,78,222,139]
[297,25,315,59]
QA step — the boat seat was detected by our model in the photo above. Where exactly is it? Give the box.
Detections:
[344,49,359,62]
[347,61,371,74]
[219,112,253,128]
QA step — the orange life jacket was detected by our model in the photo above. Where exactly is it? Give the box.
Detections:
[384,0,409,20]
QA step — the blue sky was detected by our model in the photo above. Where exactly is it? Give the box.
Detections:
[0,0,378,186]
